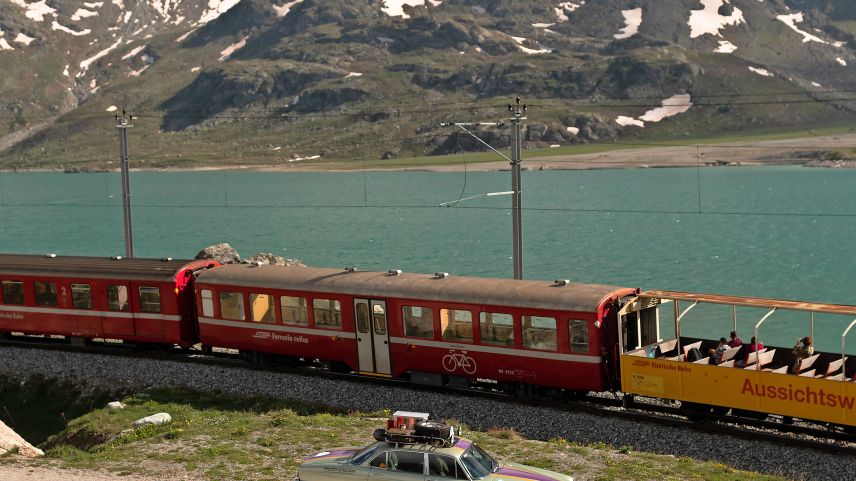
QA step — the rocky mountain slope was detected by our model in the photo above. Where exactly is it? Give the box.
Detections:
[1,0,855,169]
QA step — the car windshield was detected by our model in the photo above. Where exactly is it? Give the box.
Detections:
[460,444,495,479]
[350,442,382,465]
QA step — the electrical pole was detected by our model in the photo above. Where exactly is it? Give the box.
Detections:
[116,111,134,258]
[438,97,527,280]
[509,98,526,280]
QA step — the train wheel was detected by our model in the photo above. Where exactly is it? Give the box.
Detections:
[201,345,213,355]
[622,394,634,408]
[679,402,714,423]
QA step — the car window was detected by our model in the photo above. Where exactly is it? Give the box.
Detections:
[429,454,467,479]
[351,443,382,465]
[460,445,494,480]
[369,452,387,469]
[389,451,424,474]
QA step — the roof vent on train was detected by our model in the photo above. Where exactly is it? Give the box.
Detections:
[434,272,449,279]
[345,267,359,273]
[554,279,571,287]
[161,257,173,262]
[44,253,56,258]
[388,269,402,276]
[111,256,123,260]
[249,261,262,267]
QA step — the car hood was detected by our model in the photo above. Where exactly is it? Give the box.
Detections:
[486,462,573,481]
[301,448,360,464]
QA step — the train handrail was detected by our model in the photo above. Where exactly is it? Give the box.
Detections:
[842,318,856,381]
[753,308,777,371]
[674,301,698,359]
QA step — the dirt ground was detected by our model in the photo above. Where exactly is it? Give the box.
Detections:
[0,462,199,481]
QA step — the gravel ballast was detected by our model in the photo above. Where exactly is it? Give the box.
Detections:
[0,346,853,480]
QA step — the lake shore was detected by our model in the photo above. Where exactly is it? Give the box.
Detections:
[1,132,852,173]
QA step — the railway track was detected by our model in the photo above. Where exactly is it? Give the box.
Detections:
[1,334,854,457]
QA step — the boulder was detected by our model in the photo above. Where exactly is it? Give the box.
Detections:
[134,412,172,428]
[196,243,241,264]
[107,401,126,410]
[0,420,44,458]
[245,253,306,267]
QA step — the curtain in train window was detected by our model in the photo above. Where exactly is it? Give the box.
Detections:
[200,289,214,317]
[403,306,434,338]
[522,315,557,351]
[479,312,514,346]
[139,287,161,313]
[219,291,245,320]
[569,319,589,353]
[281,296,308,326]
[107,285,129,311]
[34,281,58,306]
[440,309,473,342]
[1,281,24,305]
[72,284,92,309]
[250,293,276,324]
[313,298,341,329]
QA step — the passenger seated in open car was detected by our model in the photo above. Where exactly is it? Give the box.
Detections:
[707,337,728,364]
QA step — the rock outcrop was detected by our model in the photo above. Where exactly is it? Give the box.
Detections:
[133,412,172,428]
[0,420,44,458]
[195,243,242,264]
[245,253,306,267]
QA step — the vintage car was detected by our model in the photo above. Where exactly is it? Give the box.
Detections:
[296,412,573,481]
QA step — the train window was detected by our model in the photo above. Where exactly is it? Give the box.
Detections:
[250,293,276,324]
[356,302,370,333]
[71,284,92,309]
[373,303,387,335]
[403,306,434,339]
[34,281,58,306]
[281,296,308,326]
[219,291,245,321]
[1,281,24,305]
[313,298,341,329]
[569,320,589,353]
[107,285,130,311]
[139,287,161,313]
[441,309,473,342]
[522,315,557,351]
[201,289,214,317]
[479,312,514,346]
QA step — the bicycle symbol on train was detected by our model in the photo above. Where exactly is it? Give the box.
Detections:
[442,350,477,375]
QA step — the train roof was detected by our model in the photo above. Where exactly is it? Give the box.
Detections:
[0,254,214,283]
[197,264,637,313]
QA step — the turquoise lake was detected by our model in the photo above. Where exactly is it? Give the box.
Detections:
[1,166,856,351]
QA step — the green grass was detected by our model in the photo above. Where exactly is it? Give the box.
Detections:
[0,381,795,481]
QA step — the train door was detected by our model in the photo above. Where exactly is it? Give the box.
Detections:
[354,299,391,375]
[102,283,134,337]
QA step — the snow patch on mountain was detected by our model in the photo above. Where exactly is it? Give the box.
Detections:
[345,72,363,78]
[512,36,552,55]
[122,44,147,60]
[80,37,124,72]
[715,40,737,53]
[84,2,104,8]
[688,0,743,39]
[14,33,35,46]
[62,65,69,76]
[811,81,822,87]
[219,36,247,61]
[639,94,692,122]
[614,8,642,40]
[106,105,118,112]
[52,21,91,36]
[9,0,57,22]
[71,9,99,21]
[748,66,772,77]
[616,116,644,128]
[176,28,198,43]
[274,1,304,18]
[128,64,151,77]
[382,1,442,19]
[837,57,847,66]
[555,2,583,22]
[198,0,242,25]
[777,13,828,44]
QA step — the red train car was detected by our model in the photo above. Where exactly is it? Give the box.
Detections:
[0,254,217,348]
[195,264,636,392]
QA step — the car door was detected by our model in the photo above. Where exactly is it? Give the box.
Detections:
[369,451,426,481]
[427,454,469,481]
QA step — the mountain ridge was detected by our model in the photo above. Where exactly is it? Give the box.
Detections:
[1,0,855,169]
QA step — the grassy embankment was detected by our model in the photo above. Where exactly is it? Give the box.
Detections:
[0,375,793,481]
